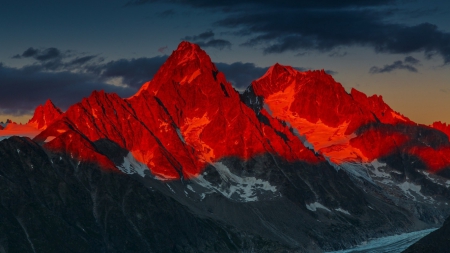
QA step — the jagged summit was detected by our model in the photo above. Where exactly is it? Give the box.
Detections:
[28,99,62,130]
[432,121,450,139]
[134,41,217,97]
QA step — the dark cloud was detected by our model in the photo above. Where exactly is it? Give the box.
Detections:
[183,30,215,41]
[0,63,135,115]
[68,55,97,66]
[19,47,62,62]
[97,56,168,88]
[13,47,99,72]
[132,0,450,64]
[404,56,420,65]
[35,47,61,61]
[325,70,338,75]
[182,30,232,50]
[22,47,39,58]
[215,62,269,89]
[369,57,420,74]
[197,39,231,50]
[217,10,450,63]
[1,47,169,115]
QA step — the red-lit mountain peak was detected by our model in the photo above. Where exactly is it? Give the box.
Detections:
[135,41,218,97]
[255,63,298,94]
[253,64,377,133]
[131,41,320,166]
[252,64,423,165]
[350,88,412,125]
[28,99,63,130]
[432,121,450,139]
[34,42,319,179]
[250,63,450,171]
[252,65,373,163]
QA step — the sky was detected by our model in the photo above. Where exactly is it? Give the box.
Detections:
[0,0,449,124]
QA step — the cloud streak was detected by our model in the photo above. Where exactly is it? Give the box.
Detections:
[0,63,135,116]
[182,30,232,50]
[183,30,215,41]
[369,56,420,74]
[95,56,168,88]
[17,47,63,61]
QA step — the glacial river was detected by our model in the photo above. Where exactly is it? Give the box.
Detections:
[326,228,437,253]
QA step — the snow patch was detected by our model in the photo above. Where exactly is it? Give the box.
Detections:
[175,127,185,143]
[368,163,391,179]
[391,111,408,122]
[166,184,175,193]
[263,103,273,116]
[398,181,427,201]
[262,85,370,164]
[306,202,331,212]
[116,152,149,177]
[187,185,195,192]
[420,170,450,187]
[179,69,200,84]
[192,162,279,202]
[44,136,56,143]
[341,162,375,184]
[335,208,351,215]
[371,159,386,170]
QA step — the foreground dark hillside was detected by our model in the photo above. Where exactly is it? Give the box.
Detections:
[0,137,291,253]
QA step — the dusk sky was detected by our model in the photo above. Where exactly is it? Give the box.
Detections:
[1,0,449,124]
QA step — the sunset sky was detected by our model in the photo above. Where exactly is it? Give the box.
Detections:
[1,0,449,124]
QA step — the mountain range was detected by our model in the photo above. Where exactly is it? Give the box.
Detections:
[1,41,450,252]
